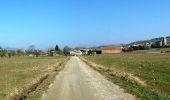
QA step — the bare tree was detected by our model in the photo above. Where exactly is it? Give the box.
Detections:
[26,45,35,56]
[28,45,35,51]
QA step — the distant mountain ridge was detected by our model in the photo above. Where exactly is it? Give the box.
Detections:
[4,47,17,51]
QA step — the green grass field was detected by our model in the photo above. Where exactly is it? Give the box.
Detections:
[0,56,66,99]
[133,48,170,53]
[84,52,170,99]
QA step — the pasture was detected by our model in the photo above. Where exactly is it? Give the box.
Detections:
[0,56,66,99]
[84,52,170,99]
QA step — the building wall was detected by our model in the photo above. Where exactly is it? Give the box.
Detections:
[102,50,122,53]
[166,37,170,46]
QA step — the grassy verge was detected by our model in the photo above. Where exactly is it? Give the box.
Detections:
[26,73,57,100]
[0,56,67,99]
[94,66,166,100]
[26,57,69,100]
[83,52,170,99]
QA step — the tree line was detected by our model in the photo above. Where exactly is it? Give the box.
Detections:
[0,45,72,58]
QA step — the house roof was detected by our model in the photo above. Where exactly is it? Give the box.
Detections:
[100,46,122,50]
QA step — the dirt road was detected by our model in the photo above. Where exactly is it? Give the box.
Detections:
[41,56,135,100]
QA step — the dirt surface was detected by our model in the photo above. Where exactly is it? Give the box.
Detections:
[41,56,136,100]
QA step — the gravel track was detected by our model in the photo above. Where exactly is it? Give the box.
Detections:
[41,56,136,100]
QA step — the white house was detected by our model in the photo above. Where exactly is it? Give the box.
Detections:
[70,50,82,56]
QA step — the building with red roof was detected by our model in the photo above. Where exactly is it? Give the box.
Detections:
[100,46,122,53]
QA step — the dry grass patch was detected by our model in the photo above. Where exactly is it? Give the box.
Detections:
[0,56,67,99]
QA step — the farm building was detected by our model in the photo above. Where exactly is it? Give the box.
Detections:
[165,36,170,47]
[100,46,122,53]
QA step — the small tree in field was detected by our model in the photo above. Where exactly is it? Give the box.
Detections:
[9,51,17,57]
[47,48,55,56]
[0,47,7,57]
[8,52,12,58]
[16,49,25,56]
[26,45,35,56]
[33,50,41,57]
[55,45,60,51]
[63,46,71,56]
[54,44,64,56]
[7,51,16,58]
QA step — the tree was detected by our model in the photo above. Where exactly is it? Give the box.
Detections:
[49,50,55,56]
[122,46,133,52]
[88,50,93,55]
[16,49,25,56]
[47,48,55,56]
[8,52,12,58]
[57,50,63,55]
[7,50,17,58]
[63,46,71,56]
[10,51,17,57]
[55,45,60,51]
[33,50,41,57]
[0,48,7,57]
[26,45,35,56]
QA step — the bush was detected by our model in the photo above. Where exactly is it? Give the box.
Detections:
[63,46,71,56]
[16,49,25,56]
[122,46,133,52]
[0,49,7,57]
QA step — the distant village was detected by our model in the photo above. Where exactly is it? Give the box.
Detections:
[128,36,170,48]
[70,36,170,56]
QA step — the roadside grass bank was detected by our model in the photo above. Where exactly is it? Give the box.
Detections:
[0,56,68,100]
[26,57,69,100]
[82,52,170,99]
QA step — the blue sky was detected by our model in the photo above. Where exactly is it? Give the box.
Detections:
[0,0,170,50]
